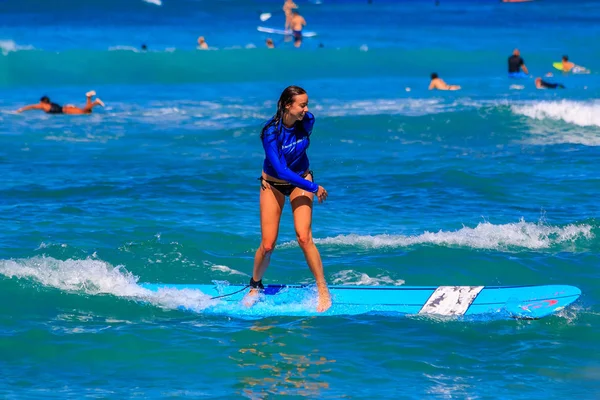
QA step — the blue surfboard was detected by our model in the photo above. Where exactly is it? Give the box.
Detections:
[508,71,529,79]
[140,283,581,320]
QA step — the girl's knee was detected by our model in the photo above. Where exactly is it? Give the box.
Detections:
[261,241,277,254]
[296,233,313,248]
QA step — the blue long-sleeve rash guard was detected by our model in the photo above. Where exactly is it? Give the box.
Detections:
[262,112,319,193]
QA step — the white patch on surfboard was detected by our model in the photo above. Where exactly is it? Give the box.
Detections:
[419,286,484,316]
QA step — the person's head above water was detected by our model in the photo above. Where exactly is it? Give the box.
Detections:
[40,96,50,104]
[562,55,569,62]
[430,73,439,80]
[513,48,520,57]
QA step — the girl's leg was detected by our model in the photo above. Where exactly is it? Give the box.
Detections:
[243,180,285,306]
[290,186,331,312]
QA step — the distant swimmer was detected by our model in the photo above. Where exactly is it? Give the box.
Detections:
[283,0,298,30]
[557,55,589,73]
[141,44,148,51]
[429,73,461,90]
[535,78,565,89]
[197,36,208,50]
[16,91,104,115]
[508,48,529,77]
[266,38,275,48]
[289,10,306,48]
[560,55,576,72]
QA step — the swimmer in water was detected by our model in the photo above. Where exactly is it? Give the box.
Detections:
[535,78,565,89]
[561,55,576,72]
[428,73,461,90]
[197,36,208,50]
[508,48,529,76]
[559,55,588,73]
[16,91,104,115]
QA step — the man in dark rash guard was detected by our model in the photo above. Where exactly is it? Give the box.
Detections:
[243,85,331,313]
[508,48,529,78]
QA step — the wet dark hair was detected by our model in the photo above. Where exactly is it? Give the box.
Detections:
[562,55,568,61]
[261,85,307,139]
[40,96,50,103]
[431,73,438,80]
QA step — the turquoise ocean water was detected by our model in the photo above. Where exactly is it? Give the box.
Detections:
[1,0,599,397]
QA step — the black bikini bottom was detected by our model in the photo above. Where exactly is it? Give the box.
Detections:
[259,170,313,196]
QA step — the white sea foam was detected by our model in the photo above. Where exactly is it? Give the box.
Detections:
[320,98,446,117]
[142,0,162,6]
[331,270,404,286]
[108,46,141,52]
[0,256,217,312]
[0,39,35,56]
[0,257,322,316]
[108,45,177,53]
[288,219,593,251]
[512,100,600,128]
[209,264,248,276]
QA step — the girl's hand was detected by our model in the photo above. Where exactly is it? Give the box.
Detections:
[316,186,328,203]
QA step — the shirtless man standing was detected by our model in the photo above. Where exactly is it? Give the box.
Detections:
[283,0,298,30]
[289,10,306,48]
[197,36,208,50]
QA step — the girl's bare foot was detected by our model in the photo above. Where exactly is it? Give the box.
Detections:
[94,98,105,107]
[86,90,96,97]
[316,285,332,312]
[242,288,260,308]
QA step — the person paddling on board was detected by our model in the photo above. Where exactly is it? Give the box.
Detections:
[559,55,588,73]
[16,91,104,115]
[508,48,529,77]
[428,73,461,90]
[244,85,331,313]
